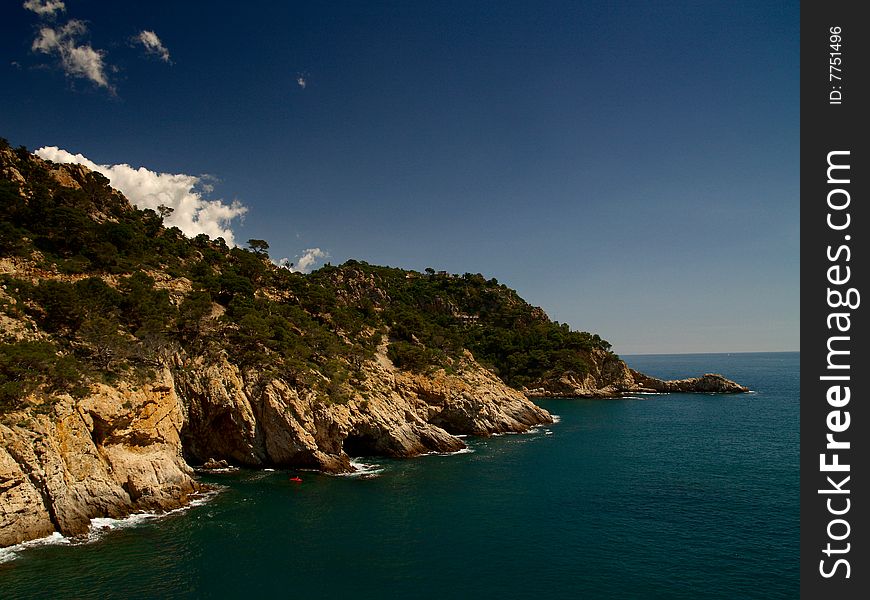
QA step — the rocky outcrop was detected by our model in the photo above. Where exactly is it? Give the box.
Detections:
[175,347,552,474]
[0,373,198,548]
[1,345,553,546]
[524,349,748,398]
[524,349,635,398]
[2,339,748,548]
[628,370,749,394]
[0,148,27,192]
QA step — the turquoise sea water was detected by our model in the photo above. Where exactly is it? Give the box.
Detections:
[0,352,798,599]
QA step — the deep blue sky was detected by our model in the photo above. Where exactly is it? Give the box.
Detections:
[1,1,799,354]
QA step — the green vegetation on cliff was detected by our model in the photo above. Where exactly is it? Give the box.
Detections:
[0,138,613,414]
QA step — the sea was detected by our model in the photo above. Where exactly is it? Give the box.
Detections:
[0,352,799,599]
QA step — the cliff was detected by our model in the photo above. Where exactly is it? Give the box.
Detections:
[174,345,550,473]
[0,139,744,547]
[523,349,748,397]
[0,374,196,547]
[0,346,550,547]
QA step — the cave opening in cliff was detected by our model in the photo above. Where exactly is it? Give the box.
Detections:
[342,432,381,457]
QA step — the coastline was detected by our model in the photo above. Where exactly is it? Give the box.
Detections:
[0,352,799,599]
[0,487,219,564]
[1,351,746,549]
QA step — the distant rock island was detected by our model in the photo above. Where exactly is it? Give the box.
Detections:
[0,139,745,547]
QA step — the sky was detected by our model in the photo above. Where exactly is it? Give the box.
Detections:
[0,0,799,354]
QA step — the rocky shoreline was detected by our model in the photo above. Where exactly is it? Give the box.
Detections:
[0,347,746,548]
[0,374,198,548]
[525,372,749,398]
[1,348,554,547]
[522,348,748,398]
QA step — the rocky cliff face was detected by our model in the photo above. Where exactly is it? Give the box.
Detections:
[175,345,551,472]
[1,340,746,547]
[0,332,555,548]
[523,348,635,397]
[522,349,747,397]
[0,373,197,547]
[1,347,551,547]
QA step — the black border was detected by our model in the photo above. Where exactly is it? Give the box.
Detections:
[801,1,867,597]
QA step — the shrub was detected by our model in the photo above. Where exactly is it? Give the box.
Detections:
[0,341,87,412]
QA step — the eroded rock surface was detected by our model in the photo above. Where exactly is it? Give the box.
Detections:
[523,349,749,398]
[628,370,749,394]
[0,373,197,547]
[175,347,552,474]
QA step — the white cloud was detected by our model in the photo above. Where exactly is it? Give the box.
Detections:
[31,19,110,89]
[135,30,171,63]
[296,74,307,89]
[34,146,248,246]
[23,0,65,17]
[278,248,327,274]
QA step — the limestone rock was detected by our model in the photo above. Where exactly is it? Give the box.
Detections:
[523,350,748,398]
[0,372,198,547]
[0,434,56,547]
[524,348,635,398]
[174,347,552,474]
[48,167,82,190]
[629,370,749,394]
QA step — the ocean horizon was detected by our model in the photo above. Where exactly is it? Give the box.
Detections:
[0,352,799,599]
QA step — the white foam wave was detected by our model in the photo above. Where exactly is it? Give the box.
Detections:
[337,459,385,477]
[545,430,554,435]
[89,513,157,535]
[185,492,218,509]
[0,532,70,564]
[0,489,221,563]
[87,515,152,543]
[550,415,562,423]
[494,426,542,437]
[87,489,220,541]
[424,447,475,456]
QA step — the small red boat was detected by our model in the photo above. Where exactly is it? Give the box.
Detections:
[289,476,303,483]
